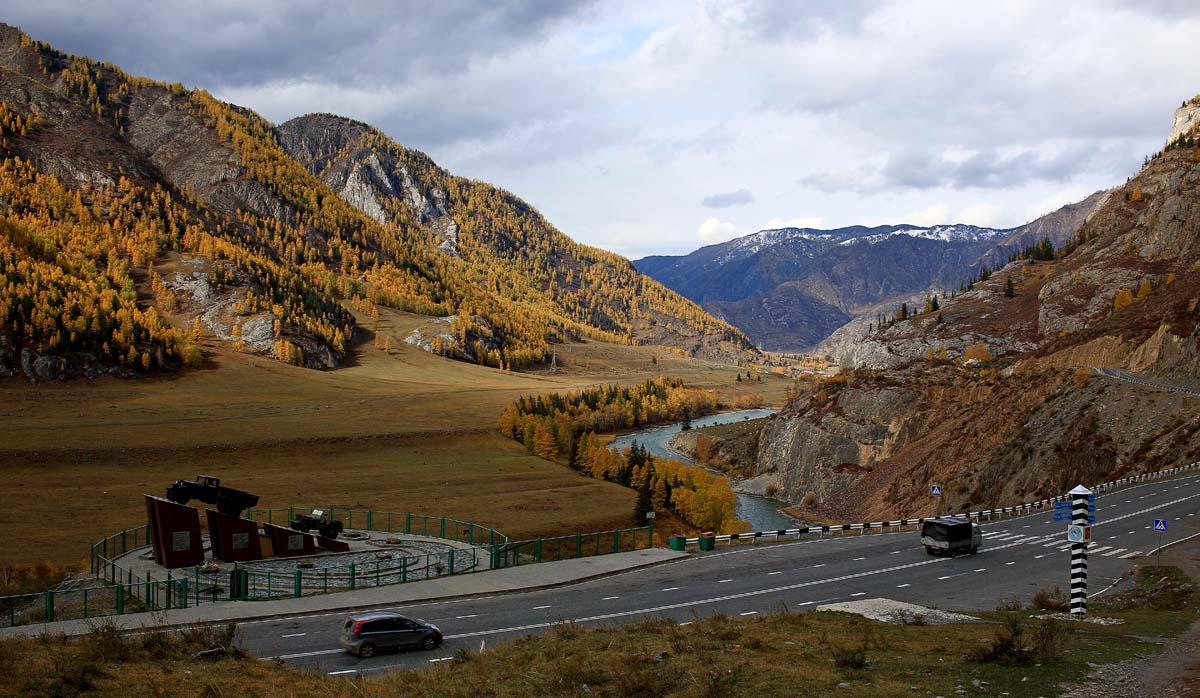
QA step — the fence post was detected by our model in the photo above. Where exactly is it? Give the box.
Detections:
[576,532,582,558]
[401,557,408,583]
[469,523,475,545]
[180,577,188,608]
[387,512,392,532]
[536,537,543,563]
[116,583,124,615]
[349,563,356,591]
[448,550,455,575]
[406,513,412,534]
[440,517,446,539]
[614,529,620,554]
[44,590,54,622]
[293,570,302,598]
[288,506,295,523]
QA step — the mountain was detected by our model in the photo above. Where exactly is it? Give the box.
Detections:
[0,25,751,380]
[636,202,1105,350]
[746,97,1200,522]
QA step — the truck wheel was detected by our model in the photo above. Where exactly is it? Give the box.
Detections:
[969,545,980,554]
[924,545,936,556]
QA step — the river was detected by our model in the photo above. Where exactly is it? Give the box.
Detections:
[609,409,798,531]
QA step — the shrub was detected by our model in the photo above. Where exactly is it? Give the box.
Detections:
[831,643,868,669]
[1030,586,1069,612]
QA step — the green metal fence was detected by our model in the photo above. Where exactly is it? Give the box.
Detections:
[492,526,652,568]
[241,508,508,548]
[1,511,642,628]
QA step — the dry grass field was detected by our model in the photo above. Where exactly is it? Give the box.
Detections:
[0,306,791,567]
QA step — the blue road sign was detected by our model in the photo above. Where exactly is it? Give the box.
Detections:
[1057,512,1096,522]
[1053,502,1072,510]
[1154,519,1168,532]
[930,485,942,497]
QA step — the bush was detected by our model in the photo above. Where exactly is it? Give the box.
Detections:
[1030,586,1069,612]
[967,613,1066,664]
[831,643,868,669]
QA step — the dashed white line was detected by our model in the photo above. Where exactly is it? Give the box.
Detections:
[717,580,732,584]
[740,611,758,616]
[281,633,306,638]
[328,669,357,675]
[813,564,827,568]
[532,605,552,610]
[679,621,692,626]
[852,557,865,561]
[661,587,680,592]
[768,571,781,575]
[602,596,620,600]
[799,601,815,606]
[455,614,477,619]
[974,568,986,572]
[890,550,902,554]
[896,583,911,588]
[1119,551,1143,559]
[1102,549,1127,557]
[850,592,866,597]
[1034,554,1048,559]
[1005,561,1016,565]
[429,657,453,663]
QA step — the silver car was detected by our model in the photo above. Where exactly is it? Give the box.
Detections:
[339,611,442,657]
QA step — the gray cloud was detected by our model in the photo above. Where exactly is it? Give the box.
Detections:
[702,189,754,208]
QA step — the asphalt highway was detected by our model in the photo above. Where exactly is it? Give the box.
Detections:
[242,472,1200,676]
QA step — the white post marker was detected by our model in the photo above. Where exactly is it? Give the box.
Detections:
[1068,485,1093,617]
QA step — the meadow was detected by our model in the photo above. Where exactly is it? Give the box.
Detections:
[0,306,790,567]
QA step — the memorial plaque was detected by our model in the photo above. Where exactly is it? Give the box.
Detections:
[231,532,249,550]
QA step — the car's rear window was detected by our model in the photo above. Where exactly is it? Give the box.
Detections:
[343,619,353,630]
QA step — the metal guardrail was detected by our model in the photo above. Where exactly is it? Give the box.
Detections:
[680,461,1200,546]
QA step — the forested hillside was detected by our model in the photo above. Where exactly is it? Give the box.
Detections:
[0,25,751,380]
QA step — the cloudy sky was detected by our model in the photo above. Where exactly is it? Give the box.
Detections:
[4,1,1199,258]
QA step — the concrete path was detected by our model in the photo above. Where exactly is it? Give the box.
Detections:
[0,548,688,639]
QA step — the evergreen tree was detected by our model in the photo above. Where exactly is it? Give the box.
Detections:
[1004,276,1015,298]
[633,475,653,523]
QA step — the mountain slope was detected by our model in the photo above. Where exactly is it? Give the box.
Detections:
[0,25,751,380]
[638,203,1103,351]
[748,100,1200,521]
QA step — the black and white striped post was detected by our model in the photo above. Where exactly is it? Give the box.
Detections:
[1068,484,1093,617]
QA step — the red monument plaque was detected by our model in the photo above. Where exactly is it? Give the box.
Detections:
[145,495,204,569]
[206,510,264,563]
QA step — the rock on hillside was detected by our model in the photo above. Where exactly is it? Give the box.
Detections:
[748,101,1200,522]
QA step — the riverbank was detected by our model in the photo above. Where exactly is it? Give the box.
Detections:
[609,409,799,531]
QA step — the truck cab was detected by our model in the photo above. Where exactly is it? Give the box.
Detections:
[920,516,981,556]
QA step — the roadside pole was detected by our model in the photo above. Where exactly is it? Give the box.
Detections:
[1153,518,1168,568]
[930,484,943,517]
[1068,485,1093,617]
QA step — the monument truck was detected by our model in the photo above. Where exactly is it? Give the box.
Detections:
[165,475,260,517]
[920,516,982,556]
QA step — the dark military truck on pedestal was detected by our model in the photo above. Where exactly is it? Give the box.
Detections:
[920,516,982,555]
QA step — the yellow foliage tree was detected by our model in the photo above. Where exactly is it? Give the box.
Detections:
[1113,289,1134,312]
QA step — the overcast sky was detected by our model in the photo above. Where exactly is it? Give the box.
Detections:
[4,1,1199,258]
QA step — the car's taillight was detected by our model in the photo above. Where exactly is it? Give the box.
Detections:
[352,620,365,635]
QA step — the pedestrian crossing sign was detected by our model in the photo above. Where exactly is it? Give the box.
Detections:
[930,485,942,497]
[1153,519,1168,532]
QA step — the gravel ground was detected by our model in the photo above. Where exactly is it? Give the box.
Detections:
[1057,539,1200,697]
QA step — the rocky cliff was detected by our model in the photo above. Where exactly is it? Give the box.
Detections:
[750,102,1200,521]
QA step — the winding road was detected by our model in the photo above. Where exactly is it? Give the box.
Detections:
[239,470,1200,677]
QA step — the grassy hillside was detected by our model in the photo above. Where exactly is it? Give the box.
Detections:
[0,23,751,381]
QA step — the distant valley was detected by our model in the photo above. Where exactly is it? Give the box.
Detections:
[636,192,1106,351]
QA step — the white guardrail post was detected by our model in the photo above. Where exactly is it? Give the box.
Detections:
[680,461,1199,549]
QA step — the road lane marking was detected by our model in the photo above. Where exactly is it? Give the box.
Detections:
[602,596,620,600]
[799,601,815,606]
[813,564,827,568]
[1102,549,1127,557]
[768,571,781,575]
[1119,551,1142,559]
[429,657,453,663]
[740,611,758,616]
[1005,562,1016,565]
[679,621,692,626]
[1089,546,1112,554]
[974,568,986,572]
[455,615,477,619]
[661,587,680,592]
[281,633,306,638]
[532,605,552,610]
[328,669,357,675]
[717,580,732,584]
[850,592,866,597]
[1034,554,1047,559]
